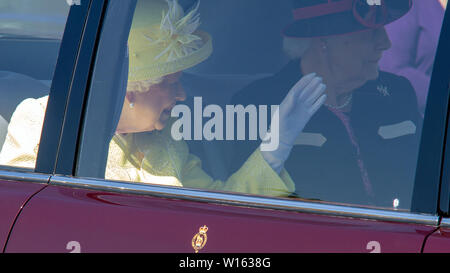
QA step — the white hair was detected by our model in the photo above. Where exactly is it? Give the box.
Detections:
[282,37,312,59]
[127,77,164,93]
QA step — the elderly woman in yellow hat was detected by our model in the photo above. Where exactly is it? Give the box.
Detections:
[0,0,326,197]
[105,0,327,196]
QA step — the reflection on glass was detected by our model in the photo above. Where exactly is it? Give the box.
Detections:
[0,0,70,39]
[0,0,70,169]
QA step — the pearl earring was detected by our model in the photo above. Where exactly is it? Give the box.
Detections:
[129,102,135,108]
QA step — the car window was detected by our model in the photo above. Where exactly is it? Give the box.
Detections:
[0,0,69,39]
[76,0,447,212]
[0,0,70,170]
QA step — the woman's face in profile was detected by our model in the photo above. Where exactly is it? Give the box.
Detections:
[326,26,391,85]
[125,72,186,133]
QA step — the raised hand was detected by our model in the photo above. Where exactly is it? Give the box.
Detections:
[261,73,327,173]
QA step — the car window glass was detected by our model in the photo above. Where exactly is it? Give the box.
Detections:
[0,0,70,170]
[77,0,447,212]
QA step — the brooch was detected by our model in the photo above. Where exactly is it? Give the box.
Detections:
[377,84,390,96]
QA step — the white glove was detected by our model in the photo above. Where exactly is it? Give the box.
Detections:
[260,73,327,173]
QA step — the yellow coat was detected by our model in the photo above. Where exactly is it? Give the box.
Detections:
[0,96,295,197]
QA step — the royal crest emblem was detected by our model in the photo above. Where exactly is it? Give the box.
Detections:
[192,225,208,253]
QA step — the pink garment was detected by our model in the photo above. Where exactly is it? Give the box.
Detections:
[379,0,446,114]
[328,107,375,199]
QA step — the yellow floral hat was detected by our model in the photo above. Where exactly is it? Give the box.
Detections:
[128,0,212,83]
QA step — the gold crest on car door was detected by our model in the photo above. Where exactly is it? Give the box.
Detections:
[192,225,208,253]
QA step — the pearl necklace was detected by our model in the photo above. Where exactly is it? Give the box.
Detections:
[324,94,353,110]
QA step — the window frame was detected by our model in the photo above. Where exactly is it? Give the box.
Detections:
[0,0,92,177]
[57,0,449,221]
[433,5,450,217]
[36,0,105,175]
[411,4,450,215]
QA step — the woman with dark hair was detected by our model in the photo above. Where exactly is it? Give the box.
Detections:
[231,0,421,209]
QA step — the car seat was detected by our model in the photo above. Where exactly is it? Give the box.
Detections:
[0,71,50,150]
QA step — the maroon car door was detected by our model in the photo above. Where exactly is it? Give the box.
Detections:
[0,177,47,251]
[3,179,438,253]
[423,220,450,253]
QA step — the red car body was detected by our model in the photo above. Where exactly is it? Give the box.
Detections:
[0,179,439,253]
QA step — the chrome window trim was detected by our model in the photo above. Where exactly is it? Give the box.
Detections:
[439,218,450,228]
[0,170,50,184]
[51,175,439,226]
